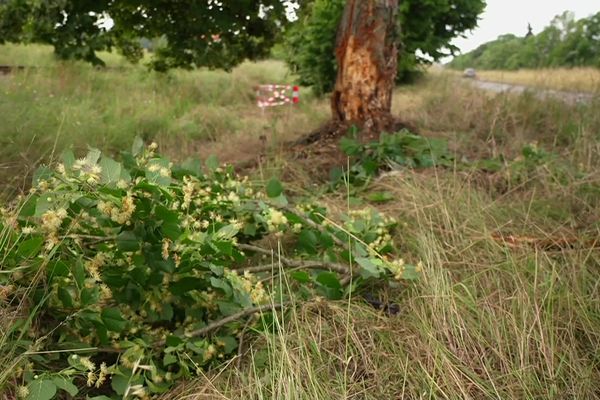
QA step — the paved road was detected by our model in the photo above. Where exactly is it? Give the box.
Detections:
[468,79,596,105]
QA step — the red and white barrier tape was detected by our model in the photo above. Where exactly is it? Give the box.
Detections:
[256,85,299,108]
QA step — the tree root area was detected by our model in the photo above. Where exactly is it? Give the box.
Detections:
[285,118,416,181]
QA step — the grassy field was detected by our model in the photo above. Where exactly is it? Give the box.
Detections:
[1,45,599,399]
[0,44,329,196]
[459,67,600,93]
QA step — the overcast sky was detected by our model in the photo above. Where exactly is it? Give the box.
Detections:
[450,0,600,57]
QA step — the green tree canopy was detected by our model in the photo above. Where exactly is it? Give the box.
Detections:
[449,11,600,71]
[284,0,486,95]
[0,0,297,70]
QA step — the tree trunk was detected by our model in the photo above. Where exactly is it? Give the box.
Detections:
[331,0,399,133]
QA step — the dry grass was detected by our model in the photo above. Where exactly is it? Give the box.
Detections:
[472,68,600,94]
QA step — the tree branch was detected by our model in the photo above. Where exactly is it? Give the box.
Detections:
[155,303,287,347]
[237,244,350,275]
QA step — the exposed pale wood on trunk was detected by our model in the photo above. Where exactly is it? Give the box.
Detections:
[331,0,399,132]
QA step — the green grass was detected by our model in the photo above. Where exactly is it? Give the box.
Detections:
[0,44,329,195]
[0,43,135,67]
[1,44,599,399]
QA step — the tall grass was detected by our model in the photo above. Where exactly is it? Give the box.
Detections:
[0,44,329,196]
[394,73,600,168]
[0,43,135,67]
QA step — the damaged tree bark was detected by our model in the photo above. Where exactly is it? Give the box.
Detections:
[331,0,399,134]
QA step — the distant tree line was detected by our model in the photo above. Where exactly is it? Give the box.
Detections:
[449,11,600,70]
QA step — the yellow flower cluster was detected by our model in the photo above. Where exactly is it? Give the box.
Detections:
[266,209,288,232]
[204,344,217,361]
[16,386,29,399]
[79,356,95,371]
[147,163,171,177]
[98,194,136,225]
[41,208,68,250]
[41,208,67,233]
[387,259,424,281]
[85,252,108,281]
[73,158,103,185]
[387,259,406,281]
[127,384,148,399]
[182,176,196,209]
[99,283,112,302]
[0,284,14,302]
[95,362,109,388]
[161,238,171,260]
[225,270,269,304]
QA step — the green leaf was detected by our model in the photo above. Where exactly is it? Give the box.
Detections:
[86,148,102,165]
[33,195,52,218]
[147,379,171,394]
[215,224,239,240]
[132,136,144,156]
[80,287,97,306]
[48,261,69,279]
[205,154,219,170]
[99,157,122,184]
[116,231,140,252]
[315,272,343,300]
[218,301,242,316]
[61,149,76,169]
[266,178,284,198]
[218,335,238,353]
[163,353,178,366]
[160,303,174,321]
[290,271,311,283]
[111,374,129,396]
[26,379,57,400]
[19,195,38,217]
[51,377,78,397]
[101,308,128,332]
[400,264,421,281]
[315,272,342,289]
[212,241,233,256]
[17,236,44,259]
[155,205,181,240]
[270,194,288,207]
[355,257,383,279]
[166,335,184,347]
[72,259,86,287]
[297,229,318,254]
[180,158,202,176]
[340,136,361,156]
[32,166,53,187]
[94,321,109,345]
[169,278,207,295]
[210,277,232,296]
[252,349,269,369]
[58,287,74,308]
